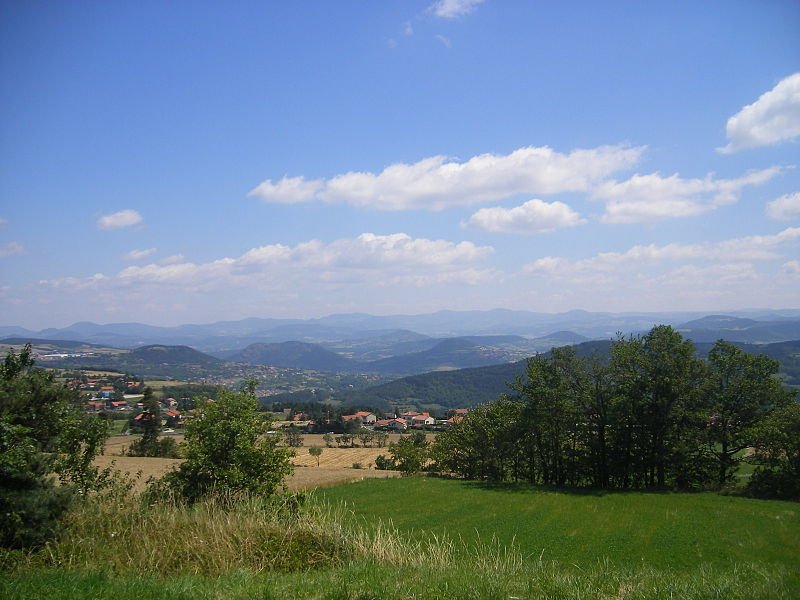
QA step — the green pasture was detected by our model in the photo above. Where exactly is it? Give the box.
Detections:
[320,477,799,574]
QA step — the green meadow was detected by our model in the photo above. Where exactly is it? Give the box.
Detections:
[320,477,799,573]
[3,477,798,599]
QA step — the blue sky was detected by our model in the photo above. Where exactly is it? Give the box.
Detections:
[1,0,798,329]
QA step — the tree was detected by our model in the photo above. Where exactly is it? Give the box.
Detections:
[127,387,177,458]
[322,432,335,447]
[0,345,110,548]
[284,427,304,448]
[704,340,793,486]
[389,434,429,476]
[308,446,323,467]
[747,402,800,499]
[161,385,294,503]
[358,429,374,448]
[374,431,389,448]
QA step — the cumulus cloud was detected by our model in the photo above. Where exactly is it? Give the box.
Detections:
[719,73,800,153]
[430,0,484,18]
[97,209,143,230]
[42,233,494,293]
[524,227,800,275]
[0,241,24,258]
[403,21,414,36]
[466,199,586,234]
[592,167,781,224]
[0,216,7,226]
[766,191,800,221]
[249,145,643,211]
[121,248,157,261]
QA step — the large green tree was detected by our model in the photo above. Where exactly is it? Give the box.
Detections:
[0,345,109,548]
[161,383,293,502]
[704,340,793,485]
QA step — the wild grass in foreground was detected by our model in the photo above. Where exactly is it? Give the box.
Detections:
[3,560,794,599]
[1,480,797,599]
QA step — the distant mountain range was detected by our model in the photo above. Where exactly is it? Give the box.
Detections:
[4,321,798,412]
[4,309,799,352]
[332,339,800,412]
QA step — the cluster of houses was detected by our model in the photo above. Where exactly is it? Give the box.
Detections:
[340,408,469,431]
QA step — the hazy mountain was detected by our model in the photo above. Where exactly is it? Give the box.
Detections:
[7,309,800,352]
[362,338,517,376]
[677,316,800,344]
[338,340,614,410]
[230,341,357,372]
[334,338,798,411]
[127,345,223,368]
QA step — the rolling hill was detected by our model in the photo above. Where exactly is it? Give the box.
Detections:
[230,341,357,372]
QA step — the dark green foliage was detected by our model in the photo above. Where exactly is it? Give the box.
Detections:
[157,385,294,503]
[127,388,180,458]
[704,341,793,485]
[0,345,109,549]
[284,427,304,448]
[308,446,322,466]
[432,327,796,493]
[388,433,429,475]
[746,402,800,499]
[373,454,395,470]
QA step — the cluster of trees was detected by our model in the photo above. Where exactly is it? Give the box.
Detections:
[432,327,797,496]
[322,430,389,448]
[0,346,111,548]
[1,348,296,549]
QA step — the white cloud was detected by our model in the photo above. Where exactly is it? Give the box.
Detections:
[159,254,186,265]
[121,248,157,261]
[783,260,800,275]
[719,73,800,153]
[0,217,7,226]
[97,209,143,230]
[524,227,800,275]
[43,233,494,293]
[249,144,643,211]
[0,241,24,258]
[466,198,586,234]
[766,191,800,221]
[592,167,781,224]
[435,34,452,48]
[403,21,414,36]
[430,0,484,19]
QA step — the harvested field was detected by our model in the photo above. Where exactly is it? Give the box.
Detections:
[97,435,399,491]
[293,446,388,469]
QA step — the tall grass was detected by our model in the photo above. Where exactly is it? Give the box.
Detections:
[2,482,797,599]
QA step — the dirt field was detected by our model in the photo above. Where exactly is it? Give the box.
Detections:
[98,434,400,491]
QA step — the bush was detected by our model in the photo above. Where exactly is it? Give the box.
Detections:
[374,455,395,470]
[158,384,293,503]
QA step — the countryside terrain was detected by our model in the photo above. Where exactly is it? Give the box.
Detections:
[3,311,799,599]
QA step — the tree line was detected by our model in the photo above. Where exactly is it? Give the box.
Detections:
[431,326,798,497]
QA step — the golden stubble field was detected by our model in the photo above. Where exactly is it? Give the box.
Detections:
[98,433,404,491]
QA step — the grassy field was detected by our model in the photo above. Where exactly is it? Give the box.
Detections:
[320,478,799,582]
[2,477,797,599]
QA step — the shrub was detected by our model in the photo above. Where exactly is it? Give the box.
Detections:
[157,384,293,503]
[374,455,395,470]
